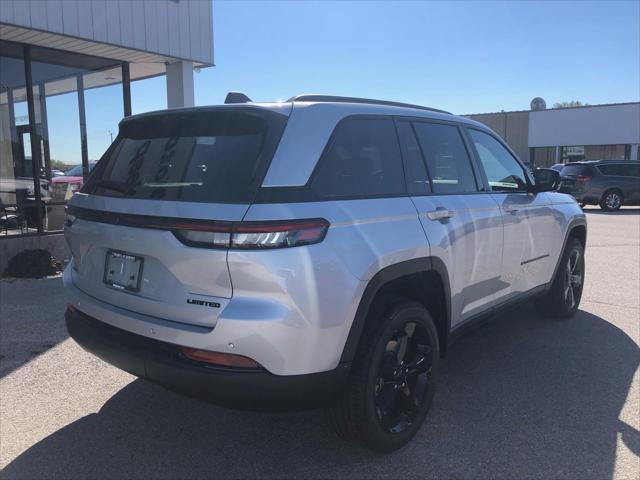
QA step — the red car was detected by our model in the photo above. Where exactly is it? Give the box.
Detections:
[51,163,96,201]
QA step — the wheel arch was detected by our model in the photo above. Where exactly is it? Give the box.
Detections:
[549,218,588,287]
[602,186,624,198]
[339,257,452,363]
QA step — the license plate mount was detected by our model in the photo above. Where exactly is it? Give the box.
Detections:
[103,250,144,292]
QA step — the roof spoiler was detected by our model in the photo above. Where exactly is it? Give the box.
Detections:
[224,92,252,104]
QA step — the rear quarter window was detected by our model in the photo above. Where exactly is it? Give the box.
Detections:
[597,164,637,176]
[309,117,405,198]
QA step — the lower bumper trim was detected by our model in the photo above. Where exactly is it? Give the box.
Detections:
[66,307,350,411]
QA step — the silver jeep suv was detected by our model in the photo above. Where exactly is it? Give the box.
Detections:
[64,94,586,452]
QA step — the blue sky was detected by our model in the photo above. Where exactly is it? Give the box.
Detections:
[45,0,640,164]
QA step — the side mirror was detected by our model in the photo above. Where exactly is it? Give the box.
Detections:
[531,168,560,192]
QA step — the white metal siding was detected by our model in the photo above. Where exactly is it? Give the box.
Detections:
[47,1,64,33]
[0,0,213,65]
[61,1,79,37]
[529,104,640,147]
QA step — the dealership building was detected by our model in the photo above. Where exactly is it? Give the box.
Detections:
[466,99,640,168]
[1,2,639,273]
[0,0,213,271]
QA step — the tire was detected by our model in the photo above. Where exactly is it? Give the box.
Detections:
[535,237,585,319]
[600,190,623,211]
[325,300,440,453]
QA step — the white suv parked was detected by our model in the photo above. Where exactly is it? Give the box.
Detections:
[64,94,586,452]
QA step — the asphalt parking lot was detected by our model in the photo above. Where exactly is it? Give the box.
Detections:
[1,207,639,480]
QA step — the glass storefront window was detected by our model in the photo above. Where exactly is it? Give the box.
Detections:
[0,39,174,238]
[1,41,35,236]
[28,44,123,232]
[561,144,630,163]
[530,146,557,168]
[131,75,167,114]
[85,66,124,164]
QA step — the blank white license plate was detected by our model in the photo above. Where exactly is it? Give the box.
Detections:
[103,250,143,292]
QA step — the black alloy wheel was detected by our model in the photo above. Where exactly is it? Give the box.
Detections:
[563,246,584,310]
[534,237,585,318]
[325,300,440,453]
[374,321,433,434]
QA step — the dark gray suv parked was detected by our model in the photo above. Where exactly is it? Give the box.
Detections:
[559,160,640,211]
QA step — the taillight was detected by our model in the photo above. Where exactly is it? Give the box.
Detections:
[173,218,329,250]
[576,175,592,182]
[173,223,232,248]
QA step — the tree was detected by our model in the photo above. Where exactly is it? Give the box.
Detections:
[50,159,73,171]
[552,101,589,108]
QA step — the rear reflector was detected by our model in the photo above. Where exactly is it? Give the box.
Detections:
[180,347,261,369]
[173,218,329,250]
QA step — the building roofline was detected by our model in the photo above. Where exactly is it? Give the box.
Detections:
[0,22,214,66]
[464,101,640,117]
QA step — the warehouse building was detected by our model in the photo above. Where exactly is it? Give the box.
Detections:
[0,0,213,271]
[466,99,640,168]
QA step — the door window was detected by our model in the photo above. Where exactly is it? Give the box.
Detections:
[412,122,477,194]
[468,129,528,192]
[311,117,405,198]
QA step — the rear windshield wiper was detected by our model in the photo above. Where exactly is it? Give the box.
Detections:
[96,179,128,193]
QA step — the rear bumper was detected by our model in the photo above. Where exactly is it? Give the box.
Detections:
[559,185,600,204]
[66,307,350,411]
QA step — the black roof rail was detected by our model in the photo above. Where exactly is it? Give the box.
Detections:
[287,94,451,115]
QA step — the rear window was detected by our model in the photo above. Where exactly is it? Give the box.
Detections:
[560,164,591,176]
[83,108,287,204]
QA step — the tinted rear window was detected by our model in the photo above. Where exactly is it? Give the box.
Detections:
[83,109,287,204]
[560,164,591,176]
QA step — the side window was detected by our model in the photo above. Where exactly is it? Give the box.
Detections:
[311,117,405,198]
[467,129,528,192]
[396,121,430,195]
[412,122,478,194]
[599,164,634,177]
[597,164,616,176]
[628,164,640,177]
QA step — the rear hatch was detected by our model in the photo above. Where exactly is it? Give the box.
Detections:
[559,164,592,193]
[65,106,288,328]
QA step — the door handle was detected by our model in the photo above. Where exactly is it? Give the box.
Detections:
[426,208,455,221]
[504,207,519,215]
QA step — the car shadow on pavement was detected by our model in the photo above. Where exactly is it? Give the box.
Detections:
[0,276,68,379]
[3,306,639,479]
